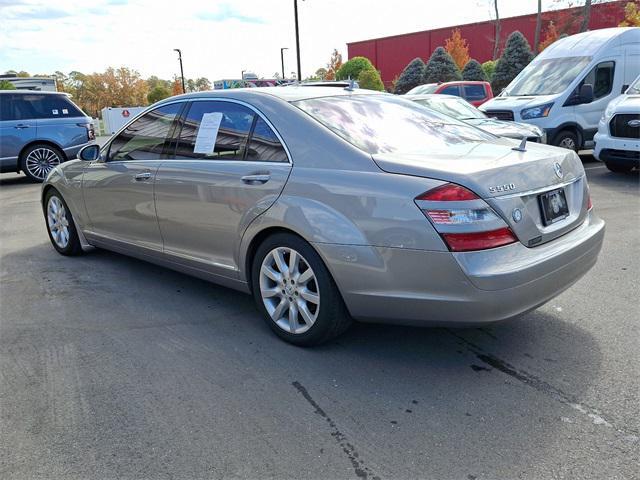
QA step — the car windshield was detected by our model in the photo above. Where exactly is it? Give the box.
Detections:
[294,94,495,155]
[626,76,640,94]
[411,96,486,120]
[503,56,592,96]
[406,84,438,95]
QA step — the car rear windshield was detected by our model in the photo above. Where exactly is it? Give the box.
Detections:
[406,84,438,95]
[412,96,486,120]
[293,94,494,155]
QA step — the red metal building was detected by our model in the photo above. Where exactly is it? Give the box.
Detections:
[347,0,630,88]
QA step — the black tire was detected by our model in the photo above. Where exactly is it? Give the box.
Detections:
[251,232,352,346]
[605,161,634,173]
[43,188,83,256]
[552,130,580,151]
[20,143,64,182]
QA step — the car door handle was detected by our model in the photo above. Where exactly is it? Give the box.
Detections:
[241,174,270,184]
[134,172,152,181]
[14,124,30,129]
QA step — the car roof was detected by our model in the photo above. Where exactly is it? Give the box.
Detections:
[0,89,69,96]
[165,86,383,103]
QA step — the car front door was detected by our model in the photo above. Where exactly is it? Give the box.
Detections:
[573,60,617,144]
[0,94,36,169]
[154,100,292,278]
[82,103,183,252]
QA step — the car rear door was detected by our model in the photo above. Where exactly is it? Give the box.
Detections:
[0,94,36,168]
[154,99,292,278]
[82,103,183,252]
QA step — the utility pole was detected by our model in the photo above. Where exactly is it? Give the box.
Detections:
[280,47,288,80]
[173,49,185,93]
[293,0,302,81]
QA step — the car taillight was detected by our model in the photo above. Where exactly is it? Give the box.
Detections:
[415,183,517,252]
[78,122,95,140]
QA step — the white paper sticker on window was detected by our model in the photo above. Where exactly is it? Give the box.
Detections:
[193,112,223,155]
[52,109,59,115]
[62,108,69,114]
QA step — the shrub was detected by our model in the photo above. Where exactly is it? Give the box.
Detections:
[422,47,461,84]
[393,57,425,94]
[462,59,486,81]
[491,31,534,94]
[357,69,384,91]
[336,56,375,81]
[481,60,497,81]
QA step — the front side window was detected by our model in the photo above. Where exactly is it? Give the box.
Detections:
[440,85,461,96]
[464,84,486,101]
[108,103,181,161]
[174,101,255,160]
[295,95,494,155]
[245,117,288,162]
[578,61,615,99]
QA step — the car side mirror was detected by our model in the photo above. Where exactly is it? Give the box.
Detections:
[78,144,100,161]
[621,84,629,94]
[579,84,594,104]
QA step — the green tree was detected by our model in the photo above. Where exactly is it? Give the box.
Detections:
[462,59,487,81]
[336,56,375,81]
[0,80,16,90]
[491,31,534,94]
[194,77,211,91]
[357,69,384,91]
[422,47,461,83]
[393,57,425,94]
[481,60,497,81]
[147,85,171,104]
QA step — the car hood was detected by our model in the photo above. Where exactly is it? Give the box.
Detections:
[372,138,583,199]
[608,94,640,114]
[465,118,542,139]
[480,94,559,112]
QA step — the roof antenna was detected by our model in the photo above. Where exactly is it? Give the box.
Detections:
[344,76,355,91]
[512,136,528,152]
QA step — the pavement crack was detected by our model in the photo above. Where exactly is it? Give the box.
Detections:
[447,330,639,442]
[292,381,381,480]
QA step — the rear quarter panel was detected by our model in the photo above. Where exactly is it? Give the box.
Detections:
[36,116,89,156]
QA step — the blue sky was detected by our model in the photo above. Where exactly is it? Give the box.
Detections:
[0,0,563,80]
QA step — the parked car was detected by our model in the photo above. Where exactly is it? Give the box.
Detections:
[0,90,94,182]
[407,94,545,142]
[481,27,640,151]
[405,81,494,106]
[594,74,640,172]
[42,87,604,346]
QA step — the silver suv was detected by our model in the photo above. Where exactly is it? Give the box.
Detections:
[0,90,95,181]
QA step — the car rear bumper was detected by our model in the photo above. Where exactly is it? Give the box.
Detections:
[313,211,604,326]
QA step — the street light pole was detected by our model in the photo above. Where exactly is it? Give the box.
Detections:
[293,0,302,81]
[173,49,185,94]
[280,47,288,79]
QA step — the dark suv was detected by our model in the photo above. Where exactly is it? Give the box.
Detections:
[0,91,95,181]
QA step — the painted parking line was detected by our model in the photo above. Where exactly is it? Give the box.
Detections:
[584,164,606,170]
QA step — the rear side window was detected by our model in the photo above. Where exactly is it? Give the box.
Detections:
[6,94,84,120]
[463,84,486,101]
[245,117,288,162]
[440,85,461,96]
[175,101,255,160]
[108,103,182,161]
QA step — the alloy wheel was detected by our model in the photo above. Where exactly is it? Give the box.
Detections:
[47,196,70,249]
[558,137,576,150]
[259,247,320,334]
[25,147,61,180]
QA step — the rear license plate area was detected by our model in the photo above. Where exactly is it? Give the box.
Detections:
[539,188,569,225]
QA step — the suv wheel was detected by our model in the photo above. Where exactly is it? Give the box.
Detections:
[21,143,63,182]
[251,233,352,346]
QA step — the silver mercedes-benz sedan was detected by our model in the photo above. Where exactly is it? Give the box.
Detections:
[41,87,605,345]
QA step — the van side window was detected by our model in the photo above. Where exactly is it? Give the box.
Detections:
[108,103,181,161]
[579,61,615,99]
[174,101,255,160]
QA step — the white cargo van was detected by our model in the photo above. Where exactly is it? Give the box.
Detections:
[481,27,640,151]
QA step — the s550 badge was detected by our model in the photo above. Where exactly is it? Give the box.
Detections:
[489,183,516,194]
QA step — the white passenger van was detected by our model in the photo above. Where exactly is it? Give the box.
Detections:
[481,27,640,151]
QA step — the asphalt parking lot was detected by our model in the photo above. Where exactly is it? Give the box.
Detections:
[0,156,638,480]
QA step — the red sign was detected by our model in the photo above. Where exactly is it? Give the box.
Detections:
[122,109,130,118]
